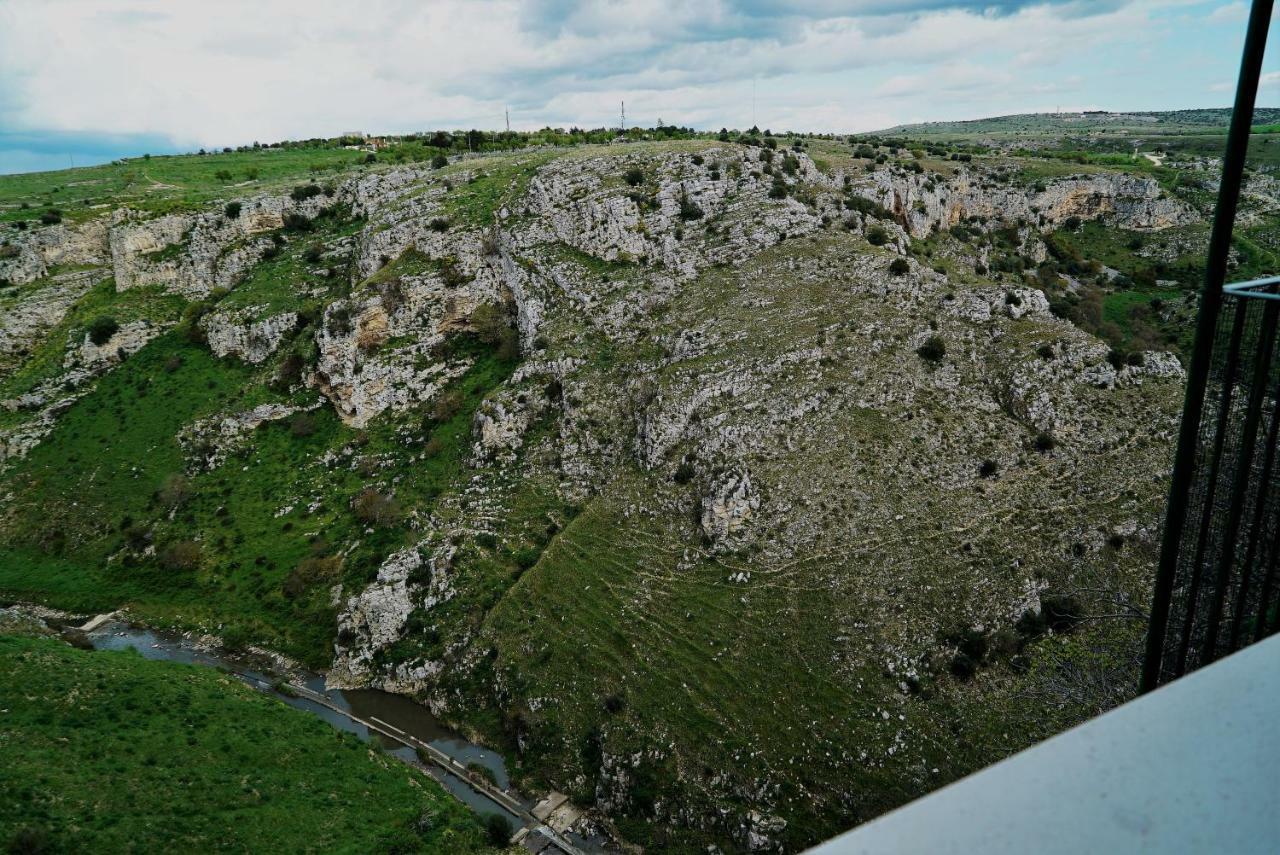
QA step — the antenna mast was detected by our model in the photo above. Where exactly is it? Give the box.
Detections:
[505,109,510,133]
[620,101,626,133]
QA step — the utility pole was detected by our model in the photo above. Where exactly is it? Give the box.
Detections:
[620,101,626,134]
[505,109,510,133]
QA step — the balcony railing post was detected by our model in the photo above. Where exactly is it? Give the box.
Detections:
[1141,0,1275,692]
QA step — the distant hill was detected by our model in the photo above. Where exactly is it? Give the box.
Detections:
[878,108,1280,140]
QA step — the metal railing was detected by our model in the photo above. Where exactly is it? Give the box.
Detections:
[1145,277,1280,686]
[1141,0,1276,691]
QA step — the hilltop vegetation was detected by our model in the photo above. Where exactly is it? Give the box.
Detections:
[0,116,1269,851]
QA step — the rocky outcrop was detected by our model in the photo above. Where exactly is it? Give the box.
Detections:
[202,308,298,363]
[0,218,109,286]
[1,318,164,466]
[701,468,759,545]
[862,169,1195,239]
[311,288,476,428]
[110,192,337,297]
[0,269,105,366]
[178,400,320,470]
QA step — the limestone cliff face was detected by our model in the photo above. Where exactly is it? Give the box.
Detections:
[861,169,1194,238]
[110,193,337,297]
[202,308,298,364]
[0,218,109,286]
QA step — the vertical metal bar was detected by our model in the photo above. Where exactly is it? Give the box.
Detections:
[1141,0,1275,693]
[1174,300,1247,675]
[1204,301,1278,659]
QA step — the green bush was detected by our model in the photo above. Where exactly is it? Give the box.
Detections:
[624,167,644,186]
[352,489,401,527]
[916,335,946,363]
[158,540,201,571]
[889,258,910,275]
[1041,593,1084,633]
[289,412,318,438]
[866,225,889,246]
[431,154,448,169]
[224,202,242,219]
[86,316,119,346]
[290,184,323,202]
[678,186,704,221]
[483,813,512,847]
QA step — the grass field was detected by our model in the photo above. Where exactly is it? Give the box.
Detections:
[0,633,490,853]
[0,146,371,224]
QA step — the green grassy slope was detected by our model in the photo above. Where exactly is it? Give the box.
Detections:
[0,633,489,853]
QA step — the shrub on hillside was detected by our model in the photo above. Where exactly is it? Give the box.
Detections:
[157,473,194,509]
[428,217,450,232]
[290,183,323,202]
[290,412,318,437]
[431,154,448,169]
[624,167,644,186]
[282,555,341,599]
[224,201,242,219]
[431,390,465,423]
[470,301,516,353]
[866,225,889,246]
[1041,593,1084,633]
[159,540,202,571]
[484,814,512,847]
[40,210,62,225]
[678,186,704,221]
[352,489,401,527]
[282,213,312,232]
[86,316,119,346]
[916,335,946,363]
[889,258,910,275]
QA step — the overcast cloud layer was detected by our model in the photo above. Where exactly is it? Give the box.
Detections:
[0,0,1274,172]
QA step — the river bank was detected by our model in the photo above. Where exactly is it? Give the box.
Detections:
[0,603,609,854]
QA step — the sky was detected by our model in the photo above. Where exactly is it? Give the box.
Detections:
[0,0,1276,174]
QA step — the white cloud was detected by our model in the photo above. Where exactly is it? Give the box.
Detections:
[0,0,1261,148]
[1207,2,1247,23]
